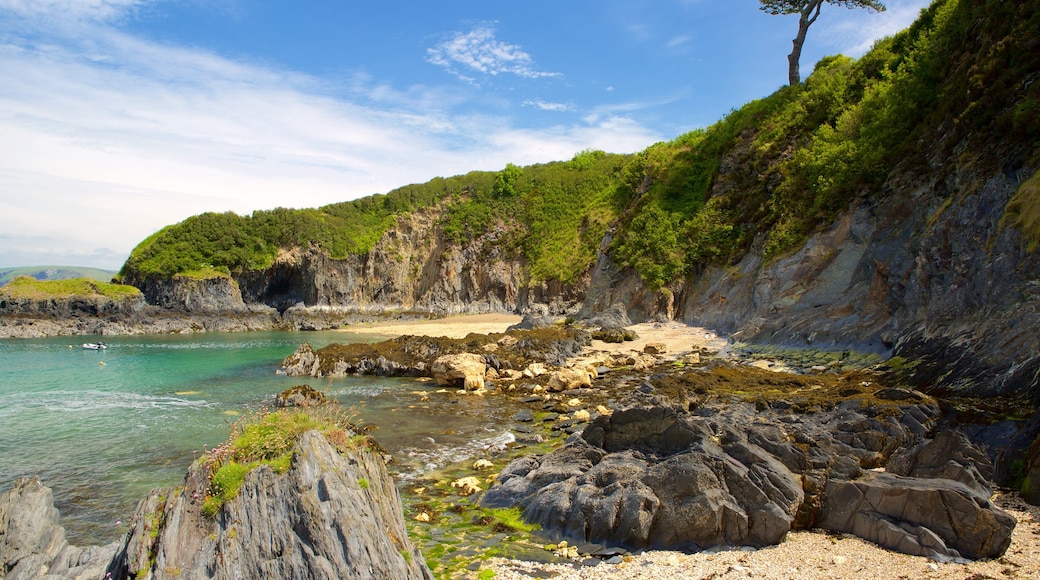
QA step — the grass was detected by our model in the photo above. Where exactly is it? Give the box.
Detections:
[1003,168,1040,252]
[0,276,142,300]
[200,402,369,517]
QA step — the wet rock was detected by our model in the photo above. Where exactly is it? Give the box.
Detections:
[275,384,328,407]
[512,409,535,422]
[282,342,319,376]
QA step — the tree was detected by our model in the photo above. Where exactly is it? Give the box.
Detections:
[760,1,885,86]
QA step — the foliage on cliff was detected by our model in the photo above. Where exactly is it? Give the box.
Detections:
[119,171,493,280]
[0,276,141,301]
[612,0,1039,288]
[201,403,369,516]
[119,0,1038,292]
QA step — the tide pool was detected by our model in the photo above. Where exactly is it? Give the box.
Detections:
[0,331,510,544]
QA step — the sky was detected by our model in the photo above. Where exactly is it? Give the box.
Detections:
[0,0,932,271]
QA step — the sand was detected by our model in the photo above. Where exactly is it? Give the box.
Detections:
[337,313,523,339]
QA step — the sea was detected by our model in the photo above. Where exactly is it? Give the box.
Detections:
[0,330,514,544]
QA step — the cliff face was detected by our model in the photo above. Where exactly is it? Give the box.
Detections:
[582,157,1040,400]
[233,206,586,316]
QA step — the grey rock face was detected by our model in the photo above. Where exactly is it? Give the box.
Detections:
[0,478,117,580]
[483,402,1016,561]
[1,432,431,580]
[817,472,1015,561]
[107,431,431,580]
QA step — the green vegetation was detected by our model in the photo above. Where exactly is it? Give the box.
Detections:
[200,403,369,517]
[0,276,141,300]
[119,0,1039,293]
[1004,169,1040,252]
[0,266,116,286]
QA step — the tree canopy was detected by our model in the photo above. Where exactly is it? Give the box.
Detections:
[760,0,886,85]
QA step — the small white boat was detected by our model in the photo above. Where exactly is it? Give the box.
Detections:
[82,342,108,350]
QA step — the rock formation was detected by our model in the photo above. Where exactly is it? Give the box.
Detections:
[0,478,117,579]
[482,401,1016,562]
[0,431,432,580]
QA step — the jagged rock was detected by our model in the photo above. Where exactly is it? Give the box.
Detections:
[886,429,994,499]
[817,473,1016,561]
[0,478,118,580]
[483,401,1015,560]
[108,431,432,579]
[431,353,487,390]
[282,342,319,376]
[275,384,328,407]
[547,367,592,392]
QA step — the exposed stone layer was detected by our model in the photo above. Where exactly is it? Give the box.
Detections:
[482,401,1015,562]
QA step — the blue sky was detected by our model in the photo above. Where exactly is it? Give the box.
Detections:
[0,0,931,270]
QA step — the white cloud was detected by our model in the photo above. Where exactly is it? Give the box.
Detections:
[0,16,658,269]
[0,0,147,23]
[523,99,572,112]
[427,25,561,82]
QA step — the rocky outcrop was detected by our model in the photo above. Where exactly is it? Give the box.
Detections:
[482,401,1016,562]
[0,478,117,579]
[275,384,328,407]
[1,432,432,580]
[233,208,587,317]
[281,328,591,379]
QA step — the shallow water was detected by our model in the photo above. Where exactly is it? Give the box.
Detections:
[0,331,509,544]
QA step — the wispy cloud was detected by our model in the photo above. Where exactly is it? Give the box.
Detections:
[818,0,931,56]
[0,0,146,21]
[523,99,572,112]
[0,9,657,269]
[427,25,561,82]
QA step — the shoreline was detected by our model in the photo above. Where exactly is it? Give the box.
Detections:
[347,314,1040,579]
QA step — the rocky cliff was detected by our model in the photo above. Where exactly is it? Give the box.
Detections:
[231,206,586,317]
[0,431,431,580]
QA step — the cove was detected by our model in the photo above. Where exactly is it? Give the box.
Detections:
[0,330,508,545]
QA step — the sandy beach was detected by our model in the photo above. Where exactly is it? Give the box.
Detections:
[338,313,524,339]
[344,313,1040,579]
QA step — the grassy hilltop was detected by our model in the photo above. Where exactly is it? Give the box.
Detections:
[119,0,1039,292]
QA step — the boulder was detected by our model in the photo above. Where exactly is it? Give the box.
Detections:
[643,342,668,355]
[586,303,631,330]
[430,353,487,390]
[547,367,592,392]
[817,473,1016,561]
[275,384,328,407]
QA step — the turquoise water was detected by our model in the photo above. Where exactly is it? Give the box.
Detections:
[0,331,511,544]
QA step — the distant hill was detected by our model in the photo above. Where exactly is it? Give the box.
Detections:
[0,266,117,287]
